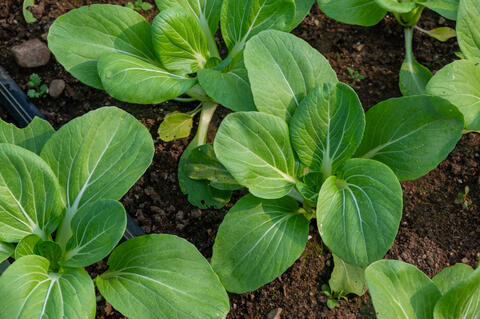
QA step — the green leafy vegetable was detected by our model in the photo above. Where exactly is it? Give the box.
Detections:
[14,234,42,259]
[0,116,54,154]
[457,0,480,59]
[0,242,14,263]
[211,195,309,293]
[432,263,474,294]
[355,95,464,181]
[427,60,480,131]
[97,234,230,319]
[329,254,367,296]
[317,0,387,26]
[214,112,297,199]
[244,30,337,122]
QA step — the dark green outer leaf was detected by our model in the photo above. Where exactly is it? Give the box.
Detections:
[98,52,196,104]
[198,54,256,112]
[48,4,156,89]
[354,95,464,181]
[457,0,480,59]
[0,144,64,242]
[0,255,96,319]
[418,0,459,20]
[0,117,54,155]
[434,266,480,319]
[317,0,387,26]
[366,259,441,319]
[426,59,480,131]
[184,144,241,190]
[244,30,337,122]
[432,263,474,295]
[289,0,315,29]
[316,158,402,266]
[375,0,418,13]
[97,234,230,319]
[290,83,364,175]
[33,240,62,271]
[214,112,297,199]
[221,0,296,52]
[211,195,309,293]
[399,56,433,96]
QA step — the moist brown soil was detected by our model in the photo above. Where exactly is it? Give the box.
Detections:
[1,1,479,318]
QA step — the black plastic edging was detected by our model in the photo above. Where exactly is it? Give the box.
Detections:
[0,66,145,271]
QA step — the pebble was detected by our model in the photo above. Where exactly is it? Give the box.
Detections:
[191,208,202,219]
[11,39,50,68]
[175,210,184,221]
[266,308,282,319]
[462,257,469,263]
[48,79,65,98]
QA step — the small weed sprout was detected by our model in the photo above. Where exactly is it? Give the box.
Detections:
[26,73,47,98]
[455,186,471,208]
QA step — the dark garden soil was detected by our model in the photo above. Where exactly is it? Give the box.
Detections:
[1,0,479,318]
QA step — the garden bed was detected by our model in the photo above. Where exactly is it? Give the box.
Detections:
[1,0,479,318]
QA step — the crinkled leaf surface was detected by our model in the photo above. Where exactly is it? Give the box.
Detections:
[98,52,196,104]
[211,195,309,293]
[329,254,367,296]
[0,144,64,242]
[158,112,193,142]
[214,112,297,199]
[0,241,14,263]
[426,60,480,131]
[457,0,480,59]
[184,144,241,190]
[316,159,402,266]
[317,0,387,26]
[198,54,256,112]
[41,107,154,213]
[418,0,459,20]
[48,4,156,89]
[432,263,474,295]
[355,95,464,181]
[178,140,232,209]
[97,234,230,319]
[154,0,223,34]
[245,30,337,122]
[366,260,441,319]
[434,266,480,319]
[0,255,95,319]
[63,200,126,268]
[0,117,54,155]
[221,0,295,52]
[399,56,433,96]
[290,83,364,175]
[14,234,42,259]
[375,0,417,13]
[152,8,210,74]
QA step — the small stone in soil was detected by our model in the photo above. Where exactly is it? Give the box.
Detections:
[48,79,65,98]
[176,210,184,221]
[266,308,282,319]
[11,39,50,68]
[191,208,202,219]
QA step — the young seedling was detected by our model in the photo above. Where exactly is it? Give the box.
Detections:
[22,0,36,23]
[321,284,348,309]
[26,73,47,98]
[427,0,480,133]
[317,0,457,96]
[366,260,480,318]
[47,0,316,209]
[125,0,153,12]
[347,67,364,89]
[0,108,229,319]
[200,30,464,296]
[455,186,471,208]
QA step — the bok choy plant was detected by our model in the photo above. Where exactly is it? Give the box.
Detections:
[47,0,315,209]
[427,0,480,133]
[366,260,480,318]
[317,0,458,96]
[0,107,229,319]
[185,30,464,295]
